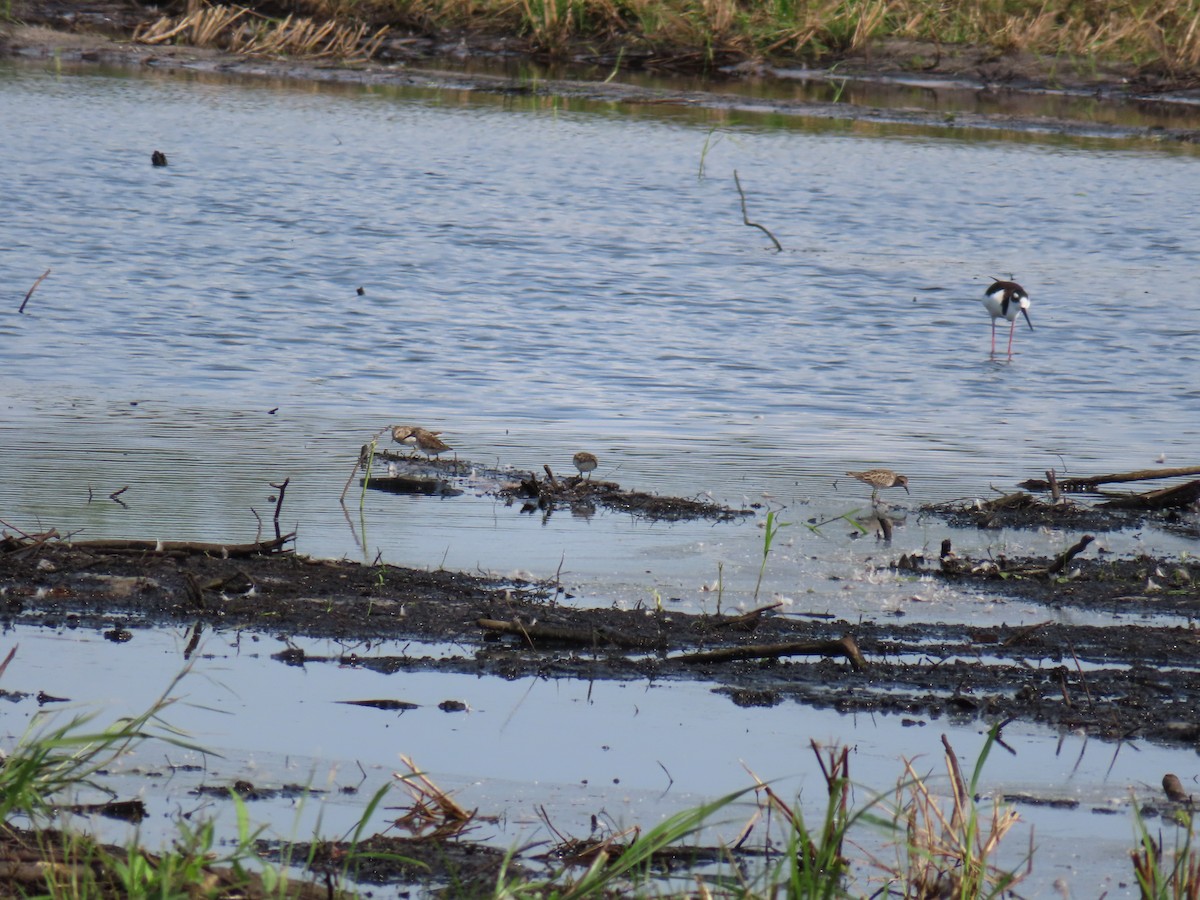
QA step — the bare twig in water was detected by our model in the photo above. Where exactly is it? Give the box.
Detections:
[340,444,370,503]
[0,646,18,681]
[733,171,782,252]
[269,477,290,541]
[109,486,129,508]
[18,269,50,314]
[1046,468,1060,503]
[340,428,391,503]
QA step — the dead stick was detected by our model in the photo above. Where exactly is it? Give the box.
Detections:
[675,636,867,672]
[733,170,782,252]
[340,429,391,502]
[18,268,50,314]
[1046,468,1060,503]
[711,602,782,629]
[0,517,38,540]
[270,477,290,541]
[341,444,370,503]
[1046,534,1094,575]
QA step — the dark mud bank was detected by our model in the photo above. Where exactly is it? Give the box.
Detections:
[3,534,1199,748]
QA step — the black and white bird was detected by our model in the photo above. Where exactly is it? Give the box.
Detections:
[981,280,1032,357]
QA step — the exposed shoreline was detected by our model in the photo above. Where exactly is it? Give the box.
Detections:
[7,1,1200,143]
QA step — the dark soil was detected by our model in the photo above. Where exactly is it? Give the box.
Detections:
[925,490,1200,535]
[3,530,1198,749]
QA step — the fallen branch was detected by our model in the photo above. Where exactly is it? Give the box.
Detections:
[709,602,781,631]
[733,170,782,252]
[68,534,294,557]
[1100,479,1200,511]
[674,635,867,672]
[1020,465,1200,492]
[1045,534,1094,574]
[18,269,50,314]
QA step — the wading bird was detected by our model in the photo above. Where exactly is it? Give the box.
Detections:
[982,280,1032,357]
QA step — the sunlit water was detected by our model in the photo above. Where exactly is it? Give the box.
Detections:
[0,625,1169,897]
[1,60,1199,893]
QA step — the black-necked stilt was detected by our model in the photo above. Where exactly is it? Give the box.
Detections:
[846,469,909,501]
[573,451,598,479]
[982,280,1032,357]
[391,425,452,459]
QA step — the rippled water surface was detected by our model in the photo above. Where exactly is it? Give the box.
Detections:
[3,61,1198,601]
[1,59,1199,894]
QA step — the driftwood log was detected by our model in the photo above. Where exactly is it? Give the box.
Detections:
[66,534,294,557]
[674,636,867,672]
[1021,465,1200,492]
[1100,479,1200,510]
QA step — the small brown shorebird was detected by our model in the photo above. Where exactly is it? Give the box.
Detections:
[573,451,598,480]
[981,280,1032,358]
[391,425,452,459]
[846,468,909,501]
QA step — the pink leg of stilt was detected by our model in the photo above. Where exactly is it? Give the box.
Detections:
[1007,320,1016,357]
[990,320,997,355]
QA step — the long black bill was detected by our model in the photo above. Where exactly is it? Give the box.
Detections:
[1021,308,1033,331]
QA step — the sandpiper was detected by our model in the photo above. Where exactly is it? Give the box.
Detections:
[573,451,598,480]
[981,280,1032,357]
[846,469,909,501]
[391,425,452,459]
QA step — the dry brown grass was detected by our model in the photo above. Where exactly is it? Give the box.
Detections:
[884,735,1030,899]
[132,0,1200,79]
[133,0,389,61]
[389,755,477,840]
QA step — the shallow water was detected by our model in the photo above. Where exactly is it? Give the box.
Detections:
[0,625,1169,897]
[2,61,1198,612]
[1,58,1199,893]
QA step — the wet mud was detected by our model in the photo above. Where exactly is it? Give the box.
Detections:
[369,448,756,522]
[3,520,1198,749]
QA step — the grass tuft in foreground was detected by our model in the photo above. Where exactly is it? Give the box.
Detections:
[1131,801,1200,900]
